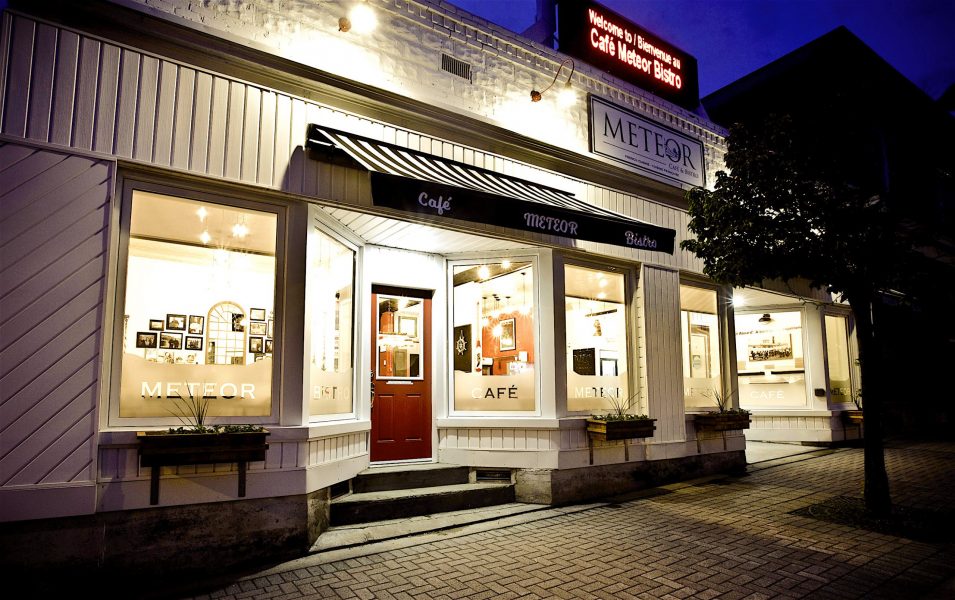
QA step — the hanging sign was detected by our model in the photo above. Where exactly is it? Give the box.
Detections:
[557,0,699,110]
[589,96,705,188]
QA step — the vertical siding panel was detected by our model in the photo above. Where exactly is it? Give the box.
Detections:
[113,49,140,157]
[2,16,34,137]
[258,90,276,187]
[273,94,291,190]
[171,67,195,170]
[190,71,213,173]
[285,98,305,194]
[26,23,57,141]
[49,30,79,146]
[240,86,260,182]
[92,43,120,154]
[224,81,245,180]
[133,55,159,162]
[70,37,100,151]
[206,76,229,177]
[151,60,177,166]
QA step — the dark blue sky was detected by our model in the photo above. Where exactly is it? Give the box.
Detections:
[452,0,955,100]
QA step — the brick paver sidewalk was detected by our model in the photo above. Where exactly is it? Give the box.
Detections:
[183,440,955,599]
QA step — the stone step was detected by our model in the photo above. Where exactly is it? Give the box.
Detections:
[330,482,516,526]
[351,463,470,493]
[313,502,547,552]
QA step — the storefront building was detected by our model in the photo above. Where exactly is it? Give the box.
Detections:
[0,0,844,575]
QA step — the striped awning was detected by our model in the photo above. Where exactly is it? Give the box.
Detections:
[305,124,675,253]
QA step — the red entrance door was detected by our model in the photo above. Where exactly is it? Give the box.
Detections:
[370,286,432,462]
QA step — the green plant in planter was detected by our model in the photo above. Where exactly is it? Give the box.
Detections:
[706,387,750,416]
[587,392,655,441]
[164,382,265,434]
[590,391,652,422]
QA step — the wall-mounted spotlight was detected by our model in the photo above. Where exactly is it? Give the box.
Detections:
[339,2,377,34]
[530,58,576,105]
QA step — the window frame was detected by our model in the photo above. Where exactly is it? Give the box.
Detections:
[106,178,287,429]
[679,278,732,412]
[821,308,858,409]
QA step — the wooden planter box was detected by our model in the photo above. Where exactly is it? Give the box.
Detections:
[843,409,864,424]
[586,418,656,441]
[137,430,269,505]
[694,413,751,432]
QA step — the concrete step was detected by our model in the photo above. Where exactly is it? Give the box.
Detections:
[351,463,470,493]
[330,482,516,526]
[313,502,547,552]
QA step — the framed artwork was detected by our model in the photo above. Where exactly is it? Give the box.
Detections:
[268,319,274,338]
[231,313,244,332]
[249,336,264,353]
[166,314,186,330]
[264,339,273,353]
[600,358,618,377]
[249,321,267,336]
[397,315,418,337]
[159,332,182,349]
[453,324,471,372]
[188,315,204,334]
[148,319,164,331]
[185,336,203,350]
[250,308,267,321]
[499,318,516,351]
[135,332,158,348]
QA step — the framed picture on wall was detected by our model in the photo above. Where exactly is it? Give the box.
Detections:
[268,319,274,338]
[148,319,164,331]
[250,308,266,321]
[188,315,204,334]
[166,314,186,330]
[185,336,203,350]
[249,337,264,353]
[159,332,182,349]
[249,321,267,336]
[231,313,245,332]
[499,318,516,351]
[453,324,472,372]
[135,332,158,348]
[264,339,273,353]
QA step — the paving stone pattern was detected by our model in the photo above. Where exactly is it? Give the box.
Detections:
[189,442,955,599]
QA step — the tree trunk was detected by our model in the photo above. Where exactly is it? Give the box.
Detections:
[847,290,892,516]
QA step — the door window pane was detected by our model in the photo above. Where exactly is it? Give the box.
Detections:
[680,285,723,409]
[565,265,630,412]
[377,295,424,379]
[736,311,807,407]
[452,261,536,412]
[825,315,853,404]
[308,228,355,417]
[119,191,276,418]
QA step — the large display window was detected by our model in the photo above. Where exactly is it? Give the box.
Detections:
[451,260,536,412]
[824,314,853,405]
[737,310,807,407]
[680,284,723,409]
[306,226,356,418]
[565,264,631,412]
[117,190,277,419]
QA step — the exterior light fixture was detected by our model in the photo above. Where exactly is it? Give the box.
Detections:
[340,2,377,34]
[530,58,576,103]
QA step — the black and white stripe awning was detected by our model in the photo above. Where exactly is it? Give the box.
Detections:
[306,124,675,253]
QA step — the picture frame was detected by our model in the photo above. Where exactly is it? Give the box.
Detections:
[249,336,264,353]
[250,308,266,322]
[148,319,164,331]
[249,321,267,336]
[600,357,618,377]
[397,315,418,337]
[185,336,203,350]
[188,315,204,334]
[159,332,182,350]
[268,319,274,338]
[231,313,244,332]
[264,339,273,353]
[135,332,158,348]
[499,318,516,351]
[166,314,186,331]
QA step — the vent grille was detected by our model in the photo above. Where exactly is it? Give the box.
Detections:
[442,53,472,83]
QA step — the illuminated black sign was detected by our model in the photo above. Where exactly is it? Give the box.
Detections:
[557,0,699,110]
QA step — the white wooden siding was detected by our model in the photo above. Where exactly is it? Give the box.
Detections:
[639,265,686,442]
[0,140,112,491]
[1,13,702,273]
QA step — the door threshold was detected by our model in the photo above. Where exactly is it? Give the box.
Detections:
[368,458,435,468]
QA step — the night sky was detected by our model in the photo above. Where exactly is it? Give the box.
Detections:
[451,0,955,101]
